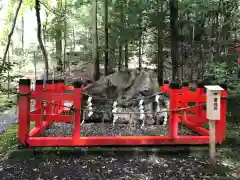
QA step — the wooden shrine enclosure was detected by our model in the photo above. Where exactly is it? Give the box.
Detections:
[17,79,228,147]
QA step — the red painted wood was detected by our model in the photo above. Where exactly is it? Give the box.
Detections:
[26,136,210,147]
[18,80,31,144]
[17,80,227,147]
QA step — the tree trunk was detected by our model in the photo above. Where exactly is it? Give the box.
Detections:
[21,16,24,51]
[110,48,116,73]
[215,0,221,61]
[138,12,142,71]
[63,0,67,72]
[200,44,204,80]
[92,0,100,81]
[7,50,10,98]
[118,45,122,71]
[124,42,128,69]
[118,0,124,72]
[56,29,62,72]
[73,25,76,50]
[0,0,22,75]
[43,12,48,44]
[34,52,37,81]
[138,37,142,71]
[157,0,164,85]
[104,0,109,76]
[169,0,178,81]
[35,0,49,79]
[124,0,128,70]
[69,25,76,72]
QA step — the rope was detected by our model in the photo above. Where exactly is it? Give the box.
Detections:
[17,92,206,115]
[17,90,167,103]
[81,91,166,102]
[17,87,240,117]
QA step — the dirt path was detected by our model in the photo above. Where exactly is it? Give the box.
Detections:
[0,150,225,180]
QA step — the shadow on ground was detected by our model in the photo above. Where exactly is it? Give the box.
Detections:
[0,148,230,180]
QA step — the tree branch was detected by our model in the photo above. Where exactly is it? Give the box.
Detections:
[39,0,61,16]
[0,0,23,75]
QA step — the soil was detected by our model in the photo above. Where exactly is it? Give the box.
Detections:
[0,150,225,180]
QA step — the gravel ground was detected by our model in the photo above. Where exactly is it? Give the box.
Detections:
[0,150,223,180]
[42,123,197,137]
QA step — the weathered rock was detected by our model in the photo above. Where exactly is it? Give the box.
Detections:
[82,69,169,125]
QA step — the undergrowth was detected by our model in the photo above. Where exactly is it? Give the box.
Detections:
[0,125,18,159]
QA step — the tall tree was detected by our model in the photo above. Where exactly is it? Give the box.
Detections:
[104,0,109,76]
[118,0,124,72]
[21,16,24,51]
[138,10,142,71]
[124,42,128,69]
[63,0,67,72]
[92,0,100,81]
[0,0,22,75]
[55,1,63,73]
[169,0,178,80]
[157,0,164,85]
[35,0,49,79]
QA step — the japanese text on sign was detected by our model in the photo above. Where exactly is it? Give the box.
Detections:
[214,97,218,110]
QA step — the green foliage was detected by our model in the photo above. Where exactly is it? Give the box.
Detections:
[205,53,240,95]
[0,0,240,93]
[206,61,230,82]
[0,124,18,157]
[23,0,35,8]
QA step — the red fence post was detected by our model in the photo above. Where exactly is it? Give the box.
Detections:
[164,80,169,93]
[182,81,189,94]
[53,80,59,114]
[196,82,205,123]
[72,81,82,142]
[46,80,53,114]
[59,79,65,112]
[35,80,43,110]
[181,82,189,113]
[18,79,31,144]
[35,80,43,127]
[216,84,228,143]
[169,81,179,139]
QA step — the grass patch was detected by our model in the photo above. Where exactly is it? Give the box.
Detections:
[0,94,17,112]
[0,122,36,159]
[0,124,19,159]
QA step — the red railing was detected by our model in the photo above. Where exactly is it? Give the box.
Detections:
[18,79,227,147]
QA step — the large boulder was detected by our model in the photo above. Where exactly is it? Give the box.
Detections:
[82,69,169,126]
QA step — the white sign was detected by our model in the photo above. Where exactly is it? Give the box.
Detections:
[205,85,224,120]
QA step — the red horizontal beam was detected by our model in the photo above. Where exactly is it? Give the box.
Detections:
[178,95,206,102]
[64,86,74,91]
[27,136,210,147]
[30,104,51,114]
[30,114,73,123]
[31,92,75,101]
[30,108,42,114]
